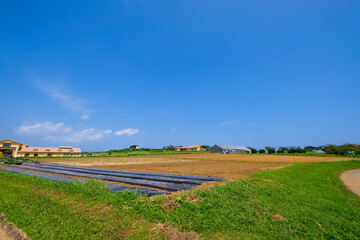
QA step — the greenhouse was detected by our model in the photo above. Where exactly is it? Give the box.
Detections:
[210,144,251,154]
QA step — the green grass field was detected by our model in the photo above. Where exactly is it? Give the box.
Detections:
[0,161,359,239]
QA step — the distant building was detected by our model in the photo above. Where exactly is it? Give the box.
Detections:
[0,139,81,157]
[175,145,203,151]
[210,144,251,154]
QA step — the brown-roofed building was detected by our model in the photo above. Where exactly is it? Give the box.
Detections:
[175,145,203,151]
[0,139,81,157]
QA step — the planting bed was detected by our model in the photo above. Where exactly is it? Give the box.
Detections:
[0,163,225,195]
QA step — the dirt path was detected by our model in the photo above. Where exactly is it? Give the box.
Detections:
[340,169,360,197]
[0,213,29,240]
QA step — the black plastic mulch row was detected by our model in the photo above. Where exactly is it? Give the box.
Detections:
[17,164,197,191]
[36,163,227,181]
[0,165,166,196]
[23,163,204,184]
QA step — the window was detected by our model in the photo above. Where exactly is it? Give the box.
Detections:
[33,149,38,151]
[45,149,50,151]
[3,143,11,147]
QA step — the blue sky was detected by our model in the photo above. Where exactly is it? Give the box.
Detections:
[1,0,359,151]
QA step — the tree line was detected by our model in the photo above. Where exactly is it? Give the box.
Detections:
[247,144,360,156]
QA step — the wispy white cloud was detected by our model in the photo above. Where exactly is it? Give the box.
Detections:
[45,86,91,113]
[15,121,138,142]
[114,128,139,136]
[219,120,239,126]
[171,128,176,134]
[81,115,90,120]
[44,128,112,142]
[34,80,92,114]
[15,121,72,135]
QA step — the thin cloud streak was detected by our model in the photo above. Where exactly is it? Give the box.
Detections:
[15,121,72,135]
[218,120,239,126]
[35,80,93,114]
[114,128,140,136]
[44,128,112,142]
[14,121,139,143]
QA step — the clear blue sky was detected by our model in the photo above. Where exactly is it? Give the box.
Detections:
[1,1,359,151]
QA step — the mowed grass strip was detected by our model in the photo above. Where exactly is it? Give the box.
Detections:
[1,161,360,239]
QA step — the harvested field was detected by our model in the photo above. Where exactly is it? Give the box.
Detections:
[90,161,288,180]
[36,154,356,180]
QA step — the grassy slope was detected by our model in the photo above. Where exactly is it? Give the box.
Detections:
[0,161,360,239]
[139,161,360,239]
[0,174,160,240]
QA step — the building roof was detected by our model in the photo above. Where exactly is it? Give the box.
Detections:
[214,145,251,151]
[18,146,81,153]
[175,145,202,149]
[187,145,202,148]
[0,139,28,147]
[175,146,187,149]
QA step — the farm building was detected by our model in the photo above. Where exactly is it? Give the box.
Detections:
[175,145,203,151]
[0,139,81,157]
[210,144,251,154]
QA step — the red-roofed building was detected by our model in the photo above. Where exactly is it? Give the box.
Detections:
[175,145,203,151]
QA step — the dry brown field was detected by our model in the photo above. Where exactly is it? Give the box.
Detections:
[37,154,355,180]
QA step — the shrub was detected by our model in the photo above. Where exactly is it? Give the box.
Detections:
[4,149,13,157]
[278,147,289,153]
[34,153,38,157]
[265,146,276,154]
[163,145,175,151]
[201,145,210,151]
[247,147,258,154]
[259,149,266,153]
[304,146,317,152]
[287,147,305,154]
[323,145,346,155]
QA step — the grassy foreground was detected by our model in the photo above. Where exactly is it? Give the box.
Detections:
[0,161,359,239]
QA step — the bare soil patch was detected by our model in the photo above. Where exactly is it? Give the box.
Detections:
[38,153,353,166]
[37,154,354,181]
[340,169,360,197]
[90,161,287,180]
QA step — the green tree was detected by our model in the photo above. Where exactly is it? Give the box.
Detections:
[323,145,346,155]
[200,145,210,150]
[287,147,305,153]
[129,145,138,150]
[247,147,258,153]
[33,153,38,157]
[4,149,13,157]
[164,145,175,151]
[265,146,276,154]
[259,149,266,153]
[278,147,289,153]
